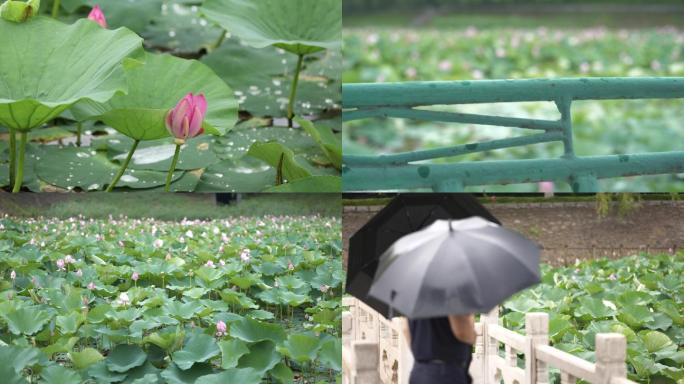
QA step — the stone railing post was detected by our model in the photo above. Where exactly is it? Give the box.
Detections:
[524,312,549,384]
[481,306,500,384]
[594,334,627,384]
[342,311,353,349]
[391,317,413,384]
[351,341,381,384]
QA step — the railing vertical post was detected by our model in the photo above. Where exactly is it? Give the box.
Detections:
[351,341,382,384]
[525,312,549,384]
[391,317,413,384]
[481,306,500,384]
[594,333,628,384]
[555,96,574,158]
[343,311,353,348]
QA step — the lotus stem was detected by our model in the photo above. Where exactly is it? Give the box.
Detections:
[11,131,27,193]
[76,122,82,147]
[210,30,227,52]
[165,142,182,192]
[51,0,61,18]
[287,53,305,128]
[106,139,139,192]
[8,128,16,188]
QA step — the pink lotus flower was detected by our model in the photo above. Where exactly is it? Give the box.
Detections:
[205,260,215,268]
[64,255,75,264]
[10,270,16,280]
[88,282,96,290]
[56,259,66,271]
[76,269,83,277]
[165,93,207,142]
[287,260,294,271]
[131,272,139,281]
[240,249,250,263]
[153,239,164,249]
[320,284,330,293]
[215,320,227,337]
[87,5,107,28]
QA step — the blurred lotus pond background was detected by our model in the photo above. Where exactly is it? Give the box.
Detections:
[343,0,684,192]
[0,0,341,192]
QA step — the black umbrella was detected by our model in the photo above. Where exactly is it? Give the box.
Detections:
[368,217,541,318]
[345,194,500,317]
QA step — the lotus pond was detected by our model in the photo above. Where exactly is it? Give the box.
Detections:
[0,0,342,193]
[0,214,343,383]
[343,25,684,192]
[502,253,684,384]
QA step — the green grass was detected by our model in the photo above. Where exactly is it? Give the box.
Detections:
[0,193,341,220]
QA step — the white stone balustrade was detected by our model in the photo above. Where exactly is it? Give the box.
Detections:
[342,297,638,384]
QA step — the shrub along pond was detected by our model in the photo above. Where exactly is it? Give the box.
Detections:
[0,214,343,383]
[0,0,342,193]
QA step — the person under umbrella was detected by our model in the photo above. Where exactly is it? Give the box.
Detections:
[369,217,541,384]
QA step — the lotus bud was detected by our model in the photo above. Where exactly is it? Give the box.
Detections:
[64,255,75,264]
[131,271,139,281]
[76,269,83,277]
[88,282,96,290]
[215,320,226,337]
[56,259,66,271]
[10,270,16,280]
[165,93,207,144]
[87,5,107,28]
[0,0,40,23]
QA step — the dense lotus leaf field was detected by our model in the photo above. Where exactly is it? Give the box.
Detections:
[503,253,684,384]
[0,0,341,192]
[0,214,343,383]
[343,26,684,191]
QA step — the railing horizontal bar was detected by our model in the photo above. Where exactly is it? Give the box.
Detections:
[344,132,563,166]
[536,345,596,381]
[343,77,684,108]
[342,151,684,191]
[611,377,639,384]
[344,107,562,131]
[488,324,526,351]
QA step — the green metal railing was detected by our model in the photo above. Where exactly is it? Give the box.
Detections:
[342,77,684,192]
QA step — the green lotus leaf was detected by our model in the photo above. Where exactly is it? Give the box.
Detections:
[160,362,214,384]
[121,361,161,383]
[218,339,249,369]
[106,344,147,373]
[280,333,321,363]
[0,345,48,374]
[40,365,81,384]
[87,360,131,383]
[230,317,286,344]
[1,306,51,335]
[237,340,280,374]
[69,348,104,370]
[75,53,237,141]
[201,0,341,55]
[318,337,342,371]
[144,330,184,352]
[194,368,262,384]
[164,301,205,320]
[297,118,341,170]
[56,313,83,335]
[0,0,39,23]
[640,331,675,353]
[268,362,293,384]
[0,17,142,131]
[247,141,311,182]
[0,363,27,384]
[172,333,220,370]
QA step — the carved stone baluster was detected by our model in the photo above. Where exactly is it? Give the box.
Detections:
[595,333,627,384]
[524,312,549,384]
